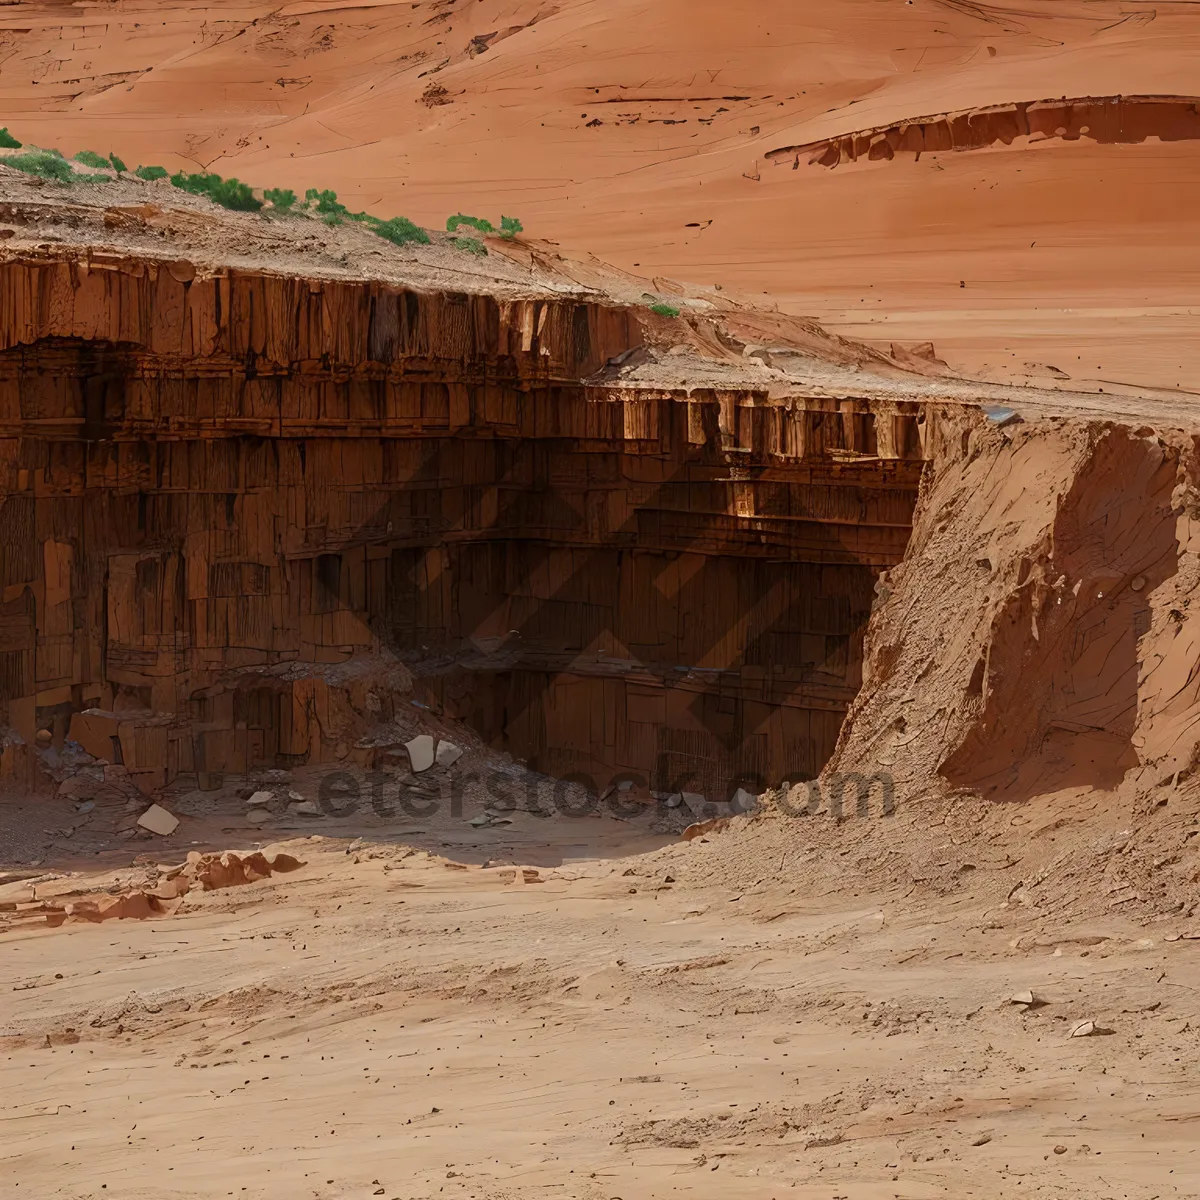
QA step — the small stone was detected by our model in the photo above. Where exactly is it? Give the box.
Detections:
[406,734,435,773]
[971,1133,992,1147]
[1070,1020,1096,1038]
[244,808,272,825]
[245,790,274,808]
[731,787,759,813]
[1009,989,1044,1006]
[435,739,463,768]
[1131,575,1146,592]
[289,800,323,817]
[136,804,180,836]
[1053,1144,1067,1155]
[804,1129,843,1149]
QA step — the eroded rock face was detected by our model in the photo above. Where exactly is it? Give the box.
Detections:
[767,95,1200,170]
[0,255,924,799]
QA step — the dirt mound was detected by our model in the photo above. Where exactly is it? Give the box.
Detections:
[836,412,1198,806]
[639,407,1200,927]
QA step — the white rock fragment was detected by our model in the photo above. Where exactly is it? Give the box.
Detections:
[244,808,273,825]
[246,790,275,808]
[136,804,179,836]
[1070,1020,1096,1038]
[435,739,463,768]
[406,734,435,773]
[1009,989,1042,1006]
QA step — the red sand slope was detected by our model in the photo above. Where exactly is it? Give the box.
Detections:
[3,0,1200,390]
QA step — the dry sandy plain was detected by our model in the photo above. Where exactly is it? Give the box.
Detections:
[5,788,1200,1200]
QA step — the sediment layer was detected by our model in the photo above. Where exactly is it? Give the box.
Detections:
[767,94,1200,169]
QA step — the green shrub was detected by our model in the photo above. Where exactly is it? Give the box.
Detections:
[322,214,343,226]
[650,302,681,317]
[170,170,221,196]
[6,151,74,182]
[449,235,487,257]
[304,188,349,219]
[264,187,296,211]
[447,213,495,234]
[499,215,523,240]
[168,171,260,210]
[135,164,168,181]
[372,216,431,247]
[73,149,110,168]
[208,177,261,211]
[109,152,127,173]
[0,128,20,149]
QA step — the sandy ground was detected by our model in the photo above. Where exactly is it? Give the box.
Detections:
[3,800,1199,1200]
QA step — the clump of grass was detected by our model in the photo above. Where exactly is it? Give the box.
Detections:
[109,152,127,174]
[0,128,21,149]
[73,149,110,169]
[373,216,431,247]
[169,170,261,211]
[134,164,168,181]
[449,235,487,257]
[6,150,74,182]
[445,213,524,241]
[304,188,349,219]
[650,302,681,318]
[447,213,495,234]
[264,187,296,212]
[208,177,261,211]
[170,170,222,196]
